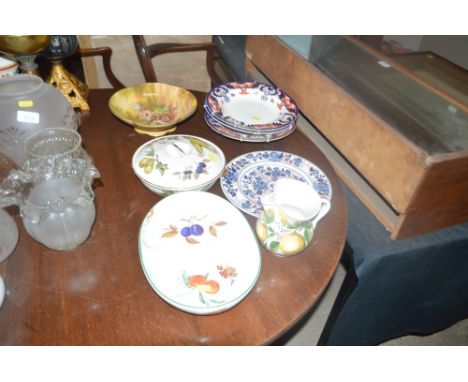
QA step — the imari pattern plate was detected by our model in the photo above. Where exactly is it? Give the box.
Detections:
[205,82,298,130]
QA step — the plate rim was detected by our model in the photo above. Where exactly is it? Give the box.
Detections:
[204,107,296,134]
[204,114,296,143]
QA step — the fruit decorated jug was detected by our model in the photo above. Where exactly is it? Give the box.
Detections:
[256,178,330,256]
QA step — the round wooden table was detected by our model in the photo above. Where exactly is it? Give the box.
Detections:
[0,89,347,345]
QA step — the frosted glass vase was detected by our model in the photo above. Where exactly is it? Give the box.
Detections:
[0,128,99,251]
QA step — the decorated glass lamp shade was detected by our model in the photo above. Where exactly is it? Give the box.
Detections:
[40,35,78,62]
[0,74,78,166]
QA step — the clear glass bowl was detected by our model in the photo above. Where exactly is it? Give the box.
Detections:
[23,127,92,178]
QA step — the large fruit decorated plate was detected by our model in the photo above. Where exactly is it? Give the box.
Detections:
[139,191,261,315]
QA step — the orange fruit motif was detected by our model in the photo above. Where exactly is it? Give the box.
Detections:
[205,280,220,294]
[187,275,220,294]
[187,275,206,288]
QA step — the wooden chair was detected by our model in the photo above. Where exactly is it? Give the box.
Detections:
[132,36,222,85]
[74,47,124,89]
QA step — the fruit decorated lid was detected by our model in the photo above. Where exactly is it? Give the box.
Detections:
[132,134,225,191]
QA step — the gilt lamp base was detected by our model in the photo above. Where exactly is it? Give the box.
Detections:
[47,62,89,111]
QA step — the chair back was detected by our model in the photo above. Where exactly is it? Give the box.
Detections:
[76,47,124,89]
[132,36,222,86]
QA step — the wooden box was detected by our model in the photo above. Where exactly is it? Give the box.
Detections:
[245,36,468,239]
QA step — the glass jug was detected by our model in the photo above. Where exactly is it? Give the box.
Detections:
[0,128,99,251]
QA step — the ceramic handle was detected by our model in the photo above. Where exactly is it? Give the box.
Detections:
[0,276,5,308]
[311,199,331,229]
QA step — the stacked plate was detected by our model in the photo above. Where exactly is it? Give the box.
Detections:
[204,82,299,142]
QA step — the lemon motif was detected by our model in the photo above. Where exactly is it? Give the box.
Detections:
[207,152,217,162]
[279,232,305,255]
[139,157,150,168]
[144,161,154,174]
[256,222,268,242]
[278,209,290,226]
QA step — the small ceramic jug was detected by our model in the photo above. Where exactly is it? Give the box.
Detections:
[256,178,330,256]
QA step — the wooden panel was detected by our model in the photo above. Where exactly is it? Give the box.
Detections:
[395,152,468,238]
[245,36,425,213]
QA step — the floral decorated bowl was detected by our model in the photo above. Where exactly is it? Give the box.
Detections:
[0,56,19,78]
[109,82,197,131]
[132,134,225,196]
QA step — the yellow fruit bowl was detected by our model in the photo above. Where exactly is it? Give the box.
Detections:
[108,83,197,133]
